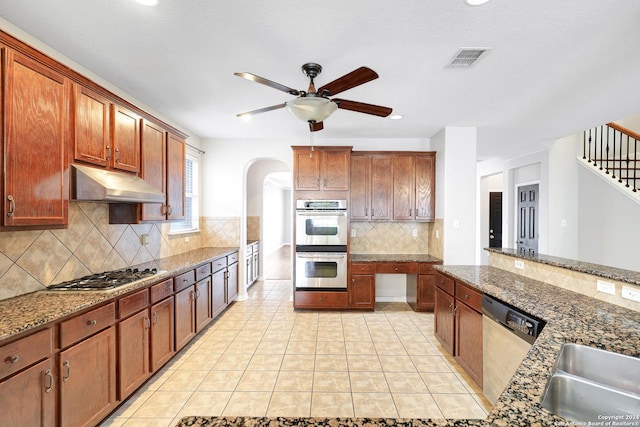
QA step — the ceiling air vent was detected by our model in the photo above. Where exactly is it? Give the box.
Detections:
[446,48,490,68]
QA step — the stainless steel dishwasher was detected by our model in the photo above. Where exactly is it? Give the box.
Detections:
[482,294,545,404]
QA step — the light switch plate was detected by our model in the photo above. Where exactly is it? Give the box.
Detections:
[596,280,615,295]
[412,229,418,237]
[351,229,357,237]
[514,260,525,270]
[622,286,640,302]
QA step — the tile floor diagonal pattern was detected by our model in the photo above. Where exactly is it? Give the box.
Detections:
[100,280,493,427]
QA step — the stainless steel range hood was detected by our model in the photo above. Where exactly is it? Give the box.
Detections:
[71,164,165,204]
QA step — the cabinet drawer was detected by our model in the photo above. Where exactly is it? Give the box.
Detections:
[212,257,227,273]
[351,262,375,274]
[60,302,116,348]
[174,270,195,292]
[118,288,149,319]
[228,252,239,265]
[150,278,173,304]
[195,262,212,282]
[455,282,483,312]
[0,328,52,380]
[435,272,454,295]
[294,291,349,309]
[419,262,440,274]
[375,262,418,274]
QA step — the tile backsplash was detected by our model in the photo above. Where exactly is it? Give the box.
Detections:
[350,221,435,254]
[0,202,244,301]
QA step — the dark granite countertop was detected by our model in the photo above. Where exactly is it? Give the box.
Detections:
[175,265,640,427]
[0,247,238,342]
[350,254,442,264]
[486,247,640,286]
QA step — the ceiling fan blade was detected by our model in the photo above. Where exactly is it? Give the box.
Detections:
[236,103,286,118]
[309,121,324,132]
[234,72,300,95]
[317,67,379,96]
[333,99,393,117]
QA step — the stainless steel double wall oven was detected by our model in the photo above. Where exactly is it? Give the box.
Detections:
[294,199,348,290]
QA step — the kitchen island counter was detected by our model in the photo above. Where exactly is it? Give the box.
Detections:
[350,253,442,263]
[176,264,640,426]
[0,247,238,342]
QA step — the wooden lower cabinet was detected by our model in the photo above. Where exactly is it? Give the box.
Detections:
[118,309,150,400]
[150,296,175,371]
[349,274,375,309]
[434,286,455,354]
[455,300,483,386]
[59,326,117,427]
[0,358,55,427]
[227,261,238,302]
[416,274,436,311]
[195,277,212,332]
[294,290,349,309]
[174,286,196,351]
[212,268,227,318]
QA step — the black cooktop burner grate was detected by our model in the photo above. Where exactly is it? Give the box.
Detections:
[48,268,158,291]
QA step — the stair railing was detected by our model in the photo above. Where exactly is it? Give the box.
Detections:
[583,122,639,193]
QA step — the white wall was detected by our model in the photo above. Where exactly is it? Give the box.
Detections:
[478,173,503,264]
[263,177,291,254]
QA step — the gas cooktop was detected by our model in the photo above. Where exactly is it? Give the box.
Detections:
[47,268,160,291]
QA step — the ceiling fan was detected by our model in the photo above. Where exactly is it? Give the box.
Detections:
[234,63,393,132]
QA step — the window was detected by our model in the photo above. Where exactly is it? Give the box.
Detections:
[170,153,199,233]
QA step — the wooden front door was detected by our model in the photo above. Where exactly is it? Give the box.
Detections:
[517,184,538,256]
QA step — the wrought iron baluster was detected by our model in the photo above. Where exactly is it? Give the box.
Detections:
[599,125,604,170]
[634,138,638,192]
[587,128,592,163]
[605,126,610,174]
[625,135,631,188]
[583,130,587,160]
[619,128,624,183]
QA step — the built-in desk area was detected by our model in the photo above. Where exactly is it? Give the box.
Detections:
[349,254,442,310]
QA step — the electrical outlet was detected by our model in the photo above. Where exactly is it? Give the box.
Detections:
[621,286,640,302]
[184,236,190,243]
[140,234,148,246]
[351,229,357,237]
[514,260,525,270]
[412,229,418,237]
[596,280,616,295]
[453,219,460,229]
[435,230,440,239]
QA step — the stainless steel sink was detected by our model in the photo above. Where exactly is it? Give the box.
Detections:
[541,343,640,422]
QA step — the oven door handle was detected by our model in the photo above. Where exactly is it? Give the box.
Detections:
[296,253,346,259]
[296,211,347,216]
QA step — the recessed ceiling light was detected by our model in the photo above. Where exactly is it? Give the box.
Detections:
[389,115,403,120]
[135,0,158,6]
[464,0,490,5]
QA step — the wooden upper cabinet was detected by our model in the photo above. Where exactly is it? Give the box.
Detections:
[392,153,436,222]
[392,154,415,221]
[293,146,350,192]
[141,120,167,221]
[415,154,435,221]
[111,104,140,173]
[166,133,185,221]
[350,154,392,221]
[73,85,111,167]
[2,49,70,227]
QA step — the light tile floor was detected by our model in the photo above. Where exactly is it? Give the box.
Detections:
[100,279,492,426]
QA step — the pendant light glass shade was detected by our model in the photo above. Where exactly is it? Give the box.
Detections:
[286,97,338,123]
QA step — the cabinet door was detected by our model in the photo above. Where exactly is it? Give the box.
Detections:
[293,149,321,191]
[350,155,369,220]
[118,310,150,400]
[150,297,175,372]
[73,85,110,167]
[417,274,435,311]
[212,268,227,318]
[110,104,140,173]
[455,301,483,386]
[59,327,116,427]
[141,120,167,221]
[322,149,350,191]
[392,155,415,220]
[227,262,238,302]
[3,49,69,227]
[370,154,393,220]
[349,274,375,309]
[253,252,259,282]
[0,358,54,427]
[166,133,185,220]
[195,277,212,332]
[434,287,454,354]
[174,286,195,351]
[415,154,435,221]
[245,255,253,286]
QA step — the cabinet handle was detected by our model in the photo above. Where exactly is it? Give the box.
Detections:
[6,355,19,364]
[161,205,167,215]
[87,319,97,326]
[63,361,71,382]
[168,206,173,215]
[448,303,453,314]
[465,294,470,299]
[106,145,112,160]
[153,311,158,325]
[453,306,459,317]
[115,148,121,163]
[144,316,151,330]
[6,195,15,218]
[44,369,54,393]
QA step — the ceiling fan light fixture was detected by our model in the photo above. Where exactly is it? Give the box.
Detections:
[464,0,490,5]
[134,0,159,6]
[286,97,338,123]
